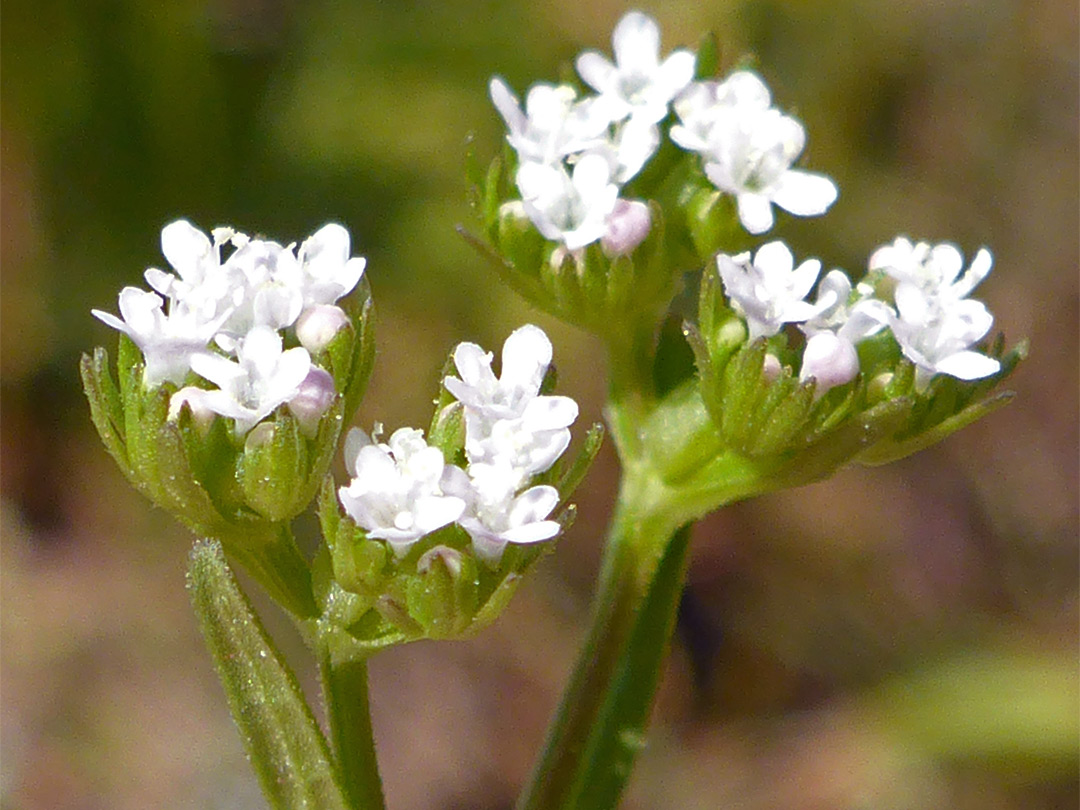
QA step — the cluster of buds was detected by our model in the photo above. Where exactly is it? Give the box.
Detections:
[321,326,600,647]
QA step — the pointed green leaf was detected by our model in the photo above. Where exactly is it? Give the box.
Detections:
[188,540,351,810]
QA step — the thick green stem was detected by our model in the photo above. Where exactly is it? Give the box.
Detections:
[516,467,690,810]
[318,646,387,810]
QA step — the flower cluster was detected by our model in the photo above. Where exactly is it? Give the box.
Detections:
[671,71,837,234]
[93,220,365,436]
[490,11,838,250]
[718,237,1000,394]
[338,325,577,564]
[491,11,694,251]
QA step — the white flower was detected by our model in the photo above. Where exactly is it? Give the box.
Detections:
[445,324,578,486]
[143,220,242,324]
[489,78,610,166]
[170,325,312,436]
[515,153,619,250]
[889,281,1000,391]
[717,241,824,341]
[575,11,695,125]
[295,223,367,308]
[450,463,561,564]
[670,71,772,153]
[92,287,231,388]
[338,427,466,557]
[702,107,837,234]
[869,237,993,303]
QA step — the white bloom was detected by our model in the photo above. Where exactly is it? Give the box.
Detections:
[575,11,695,125]
[717,241,824,341]
[92,287,230,388]
[451,463,561,564]
[516,153,619,250]
[702,107,837,234]
[489,78,610,166]
[869,237,993,303]
[143,220,242,324]
[445,324,578,486]
[338,427,466,556]
[295,223,367,308]
[670,71,772,153]
[889,282,1000,391]
[171,325,312,436]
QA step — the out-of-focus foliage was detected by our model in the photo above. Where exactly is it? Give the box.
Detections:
[2,1,1076,809]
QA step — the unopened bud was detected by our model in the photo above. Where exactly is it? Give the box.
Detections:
[295,304,350,354]
[287,366,337,436]
[762,353,783,382]
[799,332,859,397]
[602,199,651,257]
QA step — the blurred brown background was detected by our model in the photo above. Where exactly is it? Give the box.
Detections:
[1,1,1077,808]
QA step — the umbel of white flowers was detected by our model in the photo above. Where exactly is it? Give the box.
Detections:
[338,325,578,564]
[717,237,1000,395]
[93,220,365,436]
[489,10,837,249]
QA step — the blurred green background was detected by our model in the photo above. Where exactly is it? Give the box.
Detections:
[2,1,1077,808]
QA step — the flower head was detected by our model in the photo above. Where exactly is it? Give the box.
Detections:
[717,241,824,341]
[575,11,695,125]
[869,237,992,303]
[338,427,467,557]
[490,78,610,166]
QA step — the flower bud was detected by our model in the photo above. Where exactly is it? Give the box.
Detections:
[602,199,651,257]
[295,304,350,354]
[287,366,337,436]
[799,332,860,397]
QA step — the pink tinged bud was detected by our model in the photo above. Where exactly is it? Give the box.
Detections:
[287,366,337,435]
[799,332,860,397]
[762,353,783,382]
[601,199,652,257]
[295,304,350,354]
[168,386,218,434]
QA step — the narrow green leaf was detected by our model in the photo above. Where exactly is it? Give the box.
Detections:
[188,540,351,810]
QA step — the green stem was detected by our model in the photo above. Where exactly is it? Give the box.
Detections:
[317,644,387,810]
[516,467,690,810]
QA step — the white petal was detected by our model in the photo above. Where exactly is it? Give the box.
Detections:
[575,51,616,93]
[934,351,1000,380]
[771,170,838,217]
[736,193,775,234]
[501,520,561,545]
[612,11,661,71]
[500,324,551,392]
[489,76,525,132]
[508,485,559,526]
[161,220,212,279]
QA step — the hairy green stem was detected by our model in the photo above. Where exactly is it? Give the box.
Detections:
[318,646,387,810]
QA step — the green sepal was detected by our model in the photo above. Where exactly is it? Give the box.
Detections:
[536,422,605,501]
[695,30,720,78]
[324,278,376,427]
[407,545,480,639]
[240,414,310,522]
[187,540,351,810]
[428,401,467,468]
[80,347,131,478]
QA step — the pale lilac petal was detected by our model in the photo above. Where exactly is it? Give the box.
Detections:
[771,170,838,217]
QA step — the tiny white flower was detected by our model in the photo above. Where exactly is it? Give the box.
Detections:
[451,462,561,564]
[889,282,1000,391]
[702,107,837,234]
[489,78,610,166]
[338,427,466,556]
[172,325,312,436]
[869,236,993,303]
[670,71,772,153]
[576,11,696,125]
[445,324,578,486]
[92,287,230,388]
[717,241,824,341]
[295,223,367,308]
[515,154,620,249]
